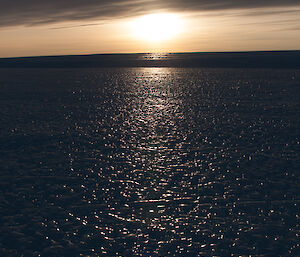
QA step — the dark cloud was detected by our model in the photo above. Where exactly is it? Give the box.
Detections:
[1,0,300,27]
[237,8,300,17]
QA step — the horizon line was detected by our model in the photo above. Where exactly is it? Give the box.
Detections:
[1,49,300,59]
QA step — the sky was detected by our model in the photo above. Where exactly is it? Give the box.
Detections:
[0,0,300,57]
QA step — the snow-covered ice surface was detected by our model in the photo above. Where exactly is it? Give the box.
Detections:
[0,67,299,256]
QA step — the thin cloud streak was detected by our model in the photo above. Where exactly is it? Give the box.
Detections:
[50,23,104,30]
[1,0,300,27]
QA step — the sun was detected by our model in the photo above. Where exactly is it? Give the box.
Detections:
[130,13,183,42]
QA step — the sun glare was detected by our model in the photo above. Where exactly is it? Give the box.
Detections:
[130,13,183,42]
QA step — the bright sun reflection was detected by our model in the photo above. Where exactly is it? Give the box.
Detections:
[130,13,183,42]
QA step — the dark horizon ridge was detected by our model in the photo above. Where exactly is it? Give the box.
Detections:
[0,50,300,69]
